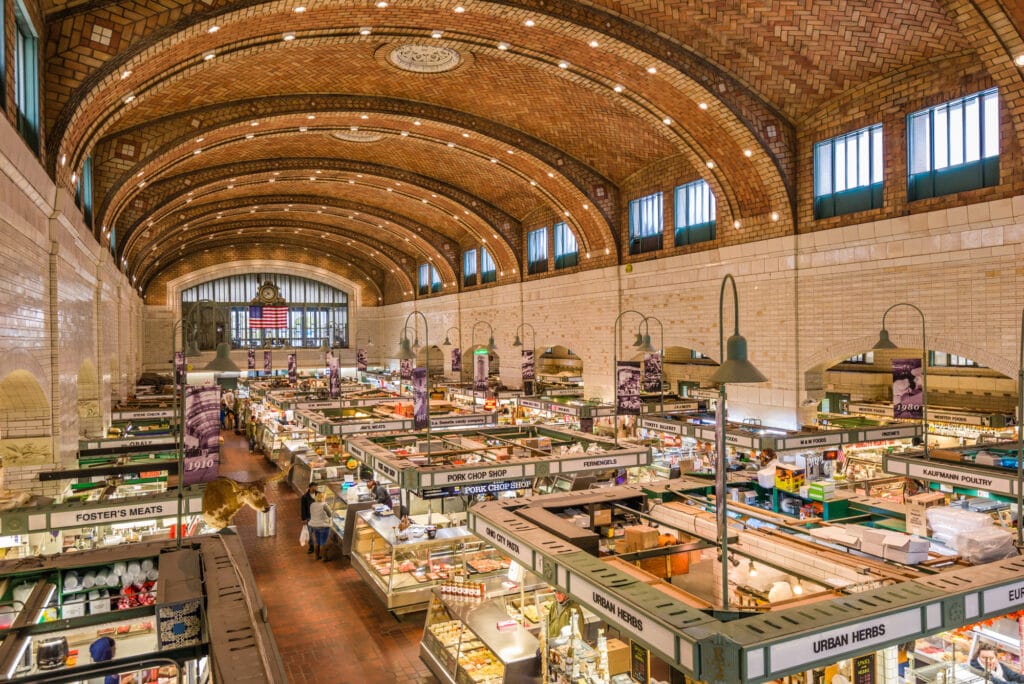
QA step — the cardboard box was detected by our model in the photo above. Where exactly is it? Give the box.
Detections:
[622,525,660,553]
[906,492,945,536]
[882,532,930,564]
[860,528,888,558]
[775,463,805,492]
[606,638,629,675]
[637,555,670,578]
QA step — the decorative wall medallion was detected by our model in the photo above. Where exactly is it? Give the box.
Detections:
[387,44,461,73]
[331,130,385,143]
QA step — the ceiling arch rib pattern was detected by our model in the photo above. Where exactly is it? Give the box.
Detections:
[112,159,521,271]
[50,4,789,224]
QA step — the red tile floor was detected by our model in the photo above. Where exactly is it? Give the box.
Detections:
[218,430,437,684]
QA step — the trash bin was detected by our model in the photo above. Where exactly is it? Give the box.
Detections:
[256,504,277,537]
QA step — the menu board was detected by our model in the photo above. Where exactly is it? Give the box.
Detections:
[853,653,875,684]
[630,640,650,684]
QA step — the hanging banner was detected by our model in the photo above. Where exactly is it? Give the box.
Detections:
[616,361,642,415]
[287,353,297,383]
[246,349,255,370]
[451,347,462,373]
[892,358,923,419]
[356,347,368,371]
[400,358,412,380]
[413,367,428,429]
[473,349,489,392]
[327,352,340,398]
[263,351,272,373]
[643,352,662,393]
[521,349,535,396]
[174,351,185,384]
[183,385,220,485]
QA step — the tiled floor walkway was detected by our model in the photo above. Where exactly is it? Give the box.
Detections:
[219,431,437,684]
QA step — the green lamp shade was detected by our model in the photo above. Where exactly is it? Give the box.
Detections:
[396,337,416,360]
[873,328,898,349]
[487,336,497,352]
[442,335,452,347]
[203,343,241,372]
[636,334,656,353]
[708,334,768,385]
[631,332,644,347]
[184,339,201,358]
[512,334,523,347]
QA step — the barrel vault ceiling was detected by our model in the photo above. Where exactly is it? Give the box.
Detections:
[41,0,1024,304]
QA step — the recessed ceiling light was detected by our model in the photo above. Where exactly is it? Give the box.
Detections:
[547,172,554,177]
[447,142,455,147]
[246,133,255,139]
[431,30,443,38]
[453,5,465,12]
[743,149,753,157]
[203,50,215,60]
[307,114,316,119]
[359,27,372,35]
[490,158,498,163]
[663,117,672,125]
[529,180,536,186]
[706,160,715,168]
[120,69,132,79]
[462,132,470,137]
[386,187,393,192]
[413,120,421,125]
[193,148,202,155]
[376,0,387,6]
[299,126,308,132]
[524,19,534,26]
[589,40,599,48]
[294,5,306,12]
[251,121,259,126]
[1016,54,1024,67]
[613,84,624,93]
[208,25,220,33]
[123,93,136,103]
[647,66,657,74]
[227,184,234,189]
[400,131,409,136]
[733,220,742,229]
[698,102,708,110]
[770,211,780,221]
[497,42,509,50]
[283,32,296,41]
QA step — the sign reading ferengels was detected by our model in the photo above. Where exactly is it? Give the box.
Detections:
[767,607,921,673]
[551,452,646,474]
[906,462,1014,495]
[981,579,1024,615]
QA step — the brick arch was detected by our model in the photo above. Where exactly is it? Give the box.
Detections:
[51,4,788,227]
[110,157,521,272]
[0,352,51,408]
[96,96,619,246]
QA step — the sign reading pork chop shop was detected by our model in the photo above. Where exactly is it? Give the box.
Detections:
[424,463,535,487]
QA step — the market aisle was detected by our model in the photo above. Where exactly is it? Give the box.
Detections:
[218,431,437,684]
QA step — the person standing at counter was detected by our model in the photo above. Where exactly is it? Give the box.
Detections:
[308,491,332,562]
[545,591,584,640]
[971,647,1024,683]
[300,484,316,555]
[368,480,393,509]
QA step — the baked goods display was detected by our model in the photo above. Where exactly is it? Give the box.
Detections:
[427,619,505,683]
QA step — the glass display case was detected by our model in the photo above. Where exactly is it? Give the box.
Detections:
[420,589,541,684]
[351,509,510,613]
[322,481,374,558]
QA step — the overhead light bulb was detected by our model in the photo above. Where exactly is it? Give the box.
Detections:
[792,580,803,595]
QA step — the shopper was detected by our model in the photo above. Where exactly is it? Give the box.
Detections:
[368,480,394,510]
[308,491,332,561]
[971,647,1024,683]
[299,484,316,555]
[88,636,119,684]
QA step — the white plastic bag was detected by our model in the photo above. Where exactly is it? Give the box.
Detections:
[299,525,309,548]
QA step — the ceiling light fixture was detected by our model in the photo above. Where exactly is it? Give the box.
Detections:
[123,93,136,103]
[663,117,672,125]
[613,84,624,93]
[733,220,742,229]
[359,27,372,35]
[120,69,132,79]
[524,19,534,26]
[453,5,465,12]
[1016,54,1024,67]
[431,30,443,38]
[208,25,220,33]
[698,102,708,110]
[770,211,780,221]
[497,42,509,50]
[376,0,387,6]
[294,5,306,12]
[203,50,215,60]
[589,40,599,48]
[246,133,254,139]
[706,160,715,168]
[283,32,296,41]
[558,61,569,69]
[647,66,657,74]
[413,120,421,125]
[743,149,753,157]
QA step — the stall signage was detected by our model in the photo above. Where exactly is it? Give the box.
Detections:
[695,427,757,448]
[551,452,647,474]
[545,388,581,397]
[430,414,497,428]
[981,579,1024,615]
[48,496,201,529]
[347,443,366,459]
[930,411,984,426]
[423,479,535,499]
[775,433,843,450]
[906,462,1013,495]
[519,399,545,410]
[565,570,678,662]
[767,607,921,673]
[427,464,532,486]
[111,409,174,420]
[691,388,719,401]
[346,420,409,434]
[542,403,580,416]
[296,401,341,410]
[474,519,535,569]
[848,403,892,417]
[639,418,683,435]
[373,459,400,483]
[856,425,920,442]
[80,436,176,451]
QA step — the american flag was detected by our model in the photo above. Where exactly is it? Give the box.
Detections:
[248,305,289,329]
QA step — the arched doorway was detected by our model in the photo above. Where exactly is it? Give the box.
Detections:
[460,347,500,384]
[0,370,53,492]
[415,345,444,379]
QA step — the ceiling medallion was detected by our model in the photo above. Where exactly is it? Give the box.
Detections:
[331,130,385,143]
[387,44,461,73]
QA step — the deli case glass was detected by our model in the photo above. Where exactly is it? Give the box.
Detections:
[351,509,511,613]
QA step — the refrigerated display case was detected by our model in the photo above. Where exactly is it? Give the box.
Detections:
[351,509,510,613]
[420,588,541,684]
[322,481,374,558]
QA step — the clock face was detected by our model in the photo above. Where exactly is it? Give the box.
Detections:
[259,284,277,302]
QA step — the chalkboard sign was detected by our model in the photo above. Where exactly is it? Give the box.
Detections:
[630,640,649,684]
[853,653,875,684]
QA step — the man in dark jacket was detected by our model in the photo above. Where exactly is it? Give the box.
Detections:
[300,484,317,554]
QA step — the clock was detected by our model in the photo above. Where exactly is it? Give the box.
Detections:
[256,281,282,304]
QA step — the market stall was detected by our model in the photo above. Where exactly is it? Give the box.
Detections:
[846,401,1015,446]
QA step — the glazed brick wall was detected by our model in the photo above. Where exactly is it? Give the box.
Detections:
[797,52,1024,234]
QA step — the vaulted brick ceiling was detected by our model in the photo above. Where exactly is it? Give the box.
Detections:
[41,0,1024,303]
